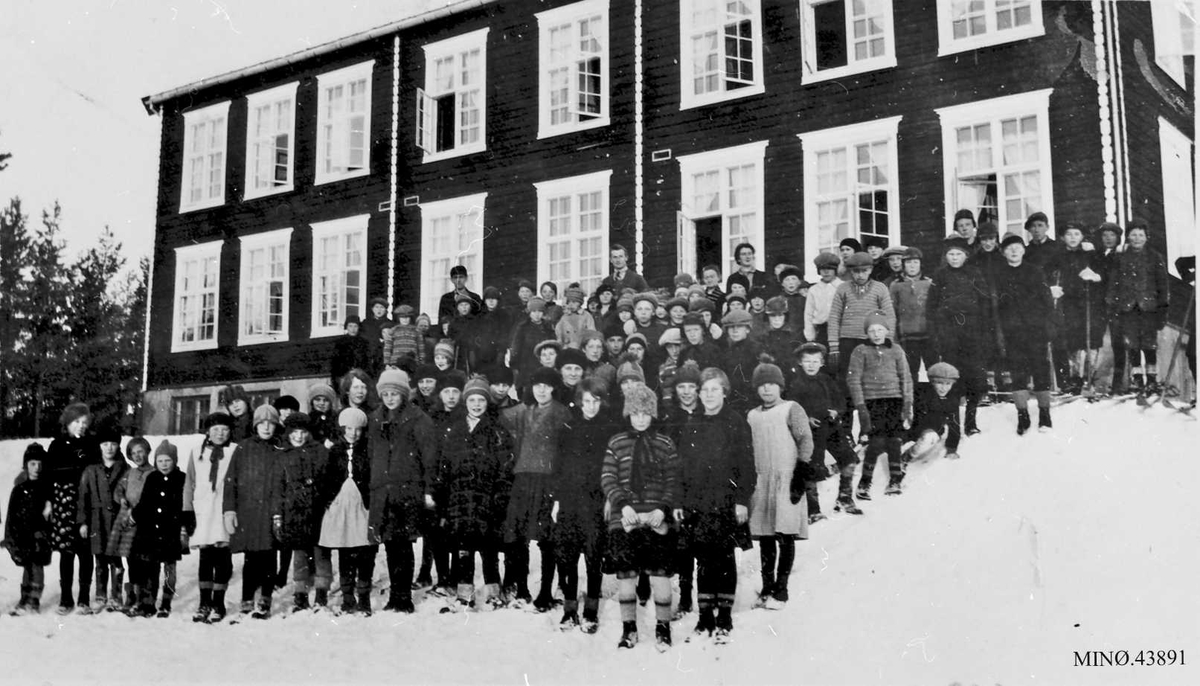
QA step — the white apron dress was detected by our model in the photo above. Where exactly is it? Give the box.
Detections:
[319,446,372,548]
[747,401,808,538]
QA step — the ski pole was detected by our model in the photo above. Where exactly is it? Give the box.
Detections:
[1146,287,1194,409]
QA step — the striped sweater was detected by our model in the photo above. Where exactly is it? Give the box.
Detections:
[828,280,896,350]
[846,340,913,416]
[382,323,425,366]
[601,428,679,531]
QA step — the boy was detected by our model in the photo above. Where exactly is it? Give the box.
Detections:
[747,290,769,339]
[330,315,371,387]
[804,253,842,346]
[383,304,425,367]
[777,265,808,336]
[78,423,129,612]
[4,444,53,615]
[485,364,519,412]
[509,297,556,390]
[362,297,395,374]
[762,296,800,377]
[909,362,963,462]
[603,320,628,363]
[828,252,896,377]
[556,285,597,349]
[273,413,333,615]
[656,329,683,401]
[889,247,934,382]
[700,265,726,312]
[678,312,723,371]
[720,309,763,412]
[132,440,186,618]
[847,312,913,498]
[473,287,511,372]
[788,342,862,516]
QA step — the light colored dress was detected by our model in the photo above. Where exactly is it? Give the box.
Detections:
[320,445,372,548]
[747,401,812,539]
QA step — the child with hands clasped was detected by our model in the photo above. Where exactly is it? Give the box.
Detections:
[3,445,53,615]
[847,312,914,499]
[132,440,186,618]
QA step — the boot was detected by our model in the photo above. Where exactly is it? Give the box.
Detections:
[964,400,980,435]
[357,591,373,617]
[1038,407,1052,432]
[1016,409,1031,435]
[855,484,872,501]
[581,597,600,634]
[754,577,774,608]
[123,583,136,611]
[834,496,863,515]
[156,598,171,618]
[292,592,310,612]
[483,583,504,611]
[559,609,580,630]
[314,589,329,610]
[885,479,903,496]
[674,583,693,619]
[654,620,672,652]
[208,590,227,622]
[192,589,211,623]
[238,599,255,618]
[766,573,789,609]
[251,597,271,619]
[618,621,639,649]
[715,606,733,636]
[340,586,357,615]
[694,608,716,636]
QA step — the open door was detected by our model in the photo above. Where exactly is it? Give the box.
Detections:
[677,211,697,277]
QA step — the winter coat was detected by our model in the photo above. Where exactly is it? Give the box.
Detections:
[721,337,763,411]
[367,403,437,543]
[77,460,129,555]
[1048,247,1107,348]
[1024,236,1064,276]
[438,289,484,330]
[556,310,597,349]
[1106,246,1170,315]
[107,463,154,558]
[847,340,914,417]
[44,434,99,551]
[133,469,186,562]
[469,308,511,370]
[928,264,991,350]
[675,405,754,513]
[229,412,253,443]
[889,275,933,340]
[601,427,680,532]
[553,410,616,519]
[679,339,724,373]
[912,384,962,452]
[760,328,800,377]
[787,370,845,422]
[309,410,340,447]
[183,440,236,548]
[331,334,371,385]
[602,269,650,294]
[272,439,331,550]
[828,280,896,347]
[994,261,1054,346]
[3,478,52,567]
[501,400,572,475]
[509,319,557,377]
[968,248,1006,283]
[382,323,426,367]
[222,435,283,553]
[446,314,476,371]
[434,411,515,548]
[361,314,394,373]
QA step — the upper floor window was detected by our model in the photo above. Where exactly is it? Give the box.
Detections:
[179,102,229,213]
[1151,0,1196,87]
[535,171,612,295]
[801,0,896,83]
[1159,118,1195,278]
[417,28,488,161]
[244,83,297,200]
[238,228,292,346]
[315,61,373,185]
[936,0,1044,55]
[936,89,1054,237]
[679,0,764,109]
[676,141,767,277]
[798,117,901,278]
[536,0,610,138]
[172,241,222,352]
[420,193,488,320]
[311,214,368,337]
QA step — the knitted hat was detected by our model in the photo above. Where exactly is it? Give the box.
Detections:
[1024,211,1049,229]
[689,298,715,313]
[253,404,280,427]
[881,245,908,259]
[976,221,999,239]
[343,315,361,329]
[813,252,841,271]
[615,293,635,313]
[926,362,961,381]
[603,320,627,340]
[283,412,311,433]
[1097,222,1123,240]
[1000,232,1026,250]
[687,284,707,299]
[60,402,91,428]
[622,384,658,418]
[529,366,561,389]
[533,339,562,357]
[682,312,706,330]
[765,295,788,316]
[795,341,828,357]
[863,310,891,333]
[839,237,863,252]
[674,273,695,288]
[153,440,178,463]
[463,376,492,402]
[580,329,604,349]
[23,443,47,468]
[414,363,440,382]
[527,296,546,313]
[942,236,970,255]
[616,355,645,385]
[482,286,501,301]
[633,292,659,309]
[438,369,467,392]
[721,309,752,327]
[338,407,368,429]
[752,361,785,388]
[666,297,689,313]
[658,328,682,347]
[204,412,235,431]
[623,332,648,351]
[416,313,432,326]
[564,285,585,305]
[377,368,410,396]
[953,209,976,225]
[726,273,750,292]
[559,348,588,369]
[483,364,514,385]
[394,303,415,318]
[845,252,874,268]
[434,339,456,360]
[902,247,924,262]
[673,360,702,387]
[274,395,300,412]
[125,436,151,461]
[724,293,747,308]
[369,297,387,309]
[778,264,803,282]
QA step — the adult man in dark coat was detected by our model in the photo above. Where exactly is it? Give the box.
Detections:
[600,244,649,293]
[438,265,484,335]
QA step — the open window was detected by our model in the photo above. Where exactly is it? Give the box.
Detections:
[801,0,896,83]
[679,0,764,109]
[416,28,488,161]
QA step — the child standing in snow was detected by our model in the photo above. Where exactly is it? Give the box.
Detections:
[223,404,284,619]
[847,312,914,498]
[747,360,815,610]
[3,444,53,615]
[133,440,186,617]
[319,408,376,615]
[45,402,99,615]
[908,362,963,462]
[77,423,129,612]
[184,412,238,623]
[788,342,862,516]
[108,436,154,614]
[274,413,333,613]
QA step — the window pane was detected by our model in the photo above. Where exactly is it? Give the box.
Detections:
[814,0,848,69]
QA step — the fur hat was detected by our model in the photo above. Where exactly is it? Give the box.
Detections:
[795,341,828,357]
[534,339,563,357]
[376,368,411,398]
[558,348,588,369]
[283,412,311,433]
[603,320,628,340]
[564,285,586,305]
[343,314,361,329]
[726,273,750,292]
[338,408,368,429]
[622,384,658,418]
[483,364,514,385]
[23,443,47,468]
[976,221,999,239]
[616,354,646,385]
[124,436,151,461]
[59,402,91,429]
[633,292,659,309]
[434,339,456,361]
[863,310,891,334]
[673,360,702,387]
[943,236,970,255]
[724,293,747,308]
[681,312,706,329]
[953,209,976,225]
[414,363,440,382]
[526,296,547,313]
[666,297,689,313]
[765,295,788,316]
[844,252,874,269]
[813,252,841,271]
[839,237,863,252]
[777,264,803,282]
[274,395,300,413]
[674,273,696,288]
[926,362,961,381]
[902,247,924,262]
[1024,211,1049,230]
[463,376,492,402]
[752,359,785,388]
[1000,232,1026,250]
[529,366,562,389]
[153,440,178,463]
[658,328,682,347]
[624,332,648,351]
[92,420,121,445]
[482,286,501,301]
[204,412,235,432]
[689,298,714,313]
[438,370,467,392]
[253,403,280,428]
[220,384,249,407]
[721,309,752,327]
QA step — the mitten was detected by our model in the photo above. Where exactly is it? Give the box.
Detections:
[181,511,197,537]
[856,404,873,435]
[788,470,805,504]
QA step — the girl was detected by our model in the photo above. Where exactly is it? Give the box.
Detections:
[77,423,129,612]
[108,436,153,615]
[222,404,283,619]
[320,408,376,615]
[595,284,618,332]
[539,281,564,327]
[412,364,442,415]
[45,402,99,614]
[340,367,376,414]
[222,385,253,442]
[184,412,238,623]
[307,383,340,448]
[556,285,596,349]
[746,360,815,610]
[133,440,185,618]
[3,444,52,615]
[274,413,332,613]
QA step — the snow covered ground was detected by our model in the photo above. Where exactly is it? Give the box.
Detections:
[0,400,1196,685]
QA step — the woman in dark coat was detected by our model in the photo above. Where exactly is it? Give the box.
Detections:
[1105,220,1170,393]
[274,413,332,612]
[132,440,186,617]
[434,377,515,612]
[45,402,100,614]
[222,404,284,617]
[994,232,1056,434]
[77,423,129,612]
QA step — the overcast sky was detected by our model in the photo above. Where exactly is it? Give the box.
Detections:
[1,0,449,261]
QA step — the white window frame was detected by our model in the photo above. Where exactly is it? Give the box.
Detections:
[315,61,374,185]
[179,102,230,213]
[1151,0,1196,88]
[419,193,488,320]
[310,214,369,338]
[935,0,1045,57]
[536,0,611,138]
[800,0,897,84]
[679,0,765,110]
[676,141,768,277]
[798,117,902,280]
[171,241,222,352]
[1159,117,1195,279]
[534,170,613,296]
[416,28,489,162]
[237,228,293,346]
[935,89,1055,238]
[243,82,298,200]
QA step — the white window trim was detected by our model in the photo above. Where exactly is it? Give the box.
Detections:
[179,101,230,213]
[243,82,299,201]
[310,214,370,338]
[798,116,902,280]
[237,227,293,346]
[1151,0,1194,88]
[1158,117,1195,278]
[935,88,1055,237]
[800,0,898,85]
[536,0,611,139]
[171,240,222,353]
[314,61,374,186]
[935,0,1045,57]
[418,28,489,163]
[419,192,488,320]
[677,140,769,275]
[679,0,766,110]
[534,170,613,294]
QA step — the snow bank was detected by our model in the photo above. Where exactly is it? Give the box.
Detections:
[0,403,1196,685]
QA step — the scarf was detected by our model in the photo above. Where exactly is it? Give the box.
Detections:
[208,443,226,490]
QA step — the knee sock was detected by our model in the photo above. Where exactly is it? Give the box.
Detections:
[776,535,795,577]
[758,537,777,591]
[650,575,672,623]
[887,437,905,483]
[617,576,637,623]
[538,541,556,598]
[1013,389,1031,412]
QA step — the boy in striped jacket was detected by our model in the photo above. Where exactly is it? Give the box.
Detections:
[847,311,913,498]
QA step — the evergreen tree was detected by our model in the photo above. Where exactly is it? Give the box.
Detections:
[0,198,31,436]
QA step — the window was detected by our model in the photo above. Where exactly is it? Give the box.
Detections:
[238,228,292,345]
[171,395,209,434]
[172,241,222,352]
[419,193,487,319]
[1151,0,1196,87]
[936,89,1054,237]
[179,102,230,212]
[676,141,768,277]
[1159,118,1195,278]
[247,389,280,410]
[311,214,368,337]
[936,0,1044,55]
[416,28,488,161]
[315,61,373,184]
[679,0,764,109]
[534,171,612,295]
[536,0,610,138]
[244,83,297,199]
[798,117,901,276]
[801,0,896,83]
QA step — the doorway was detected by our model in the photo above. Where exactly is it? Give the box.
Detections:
[694,216,722,273]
